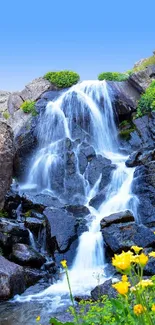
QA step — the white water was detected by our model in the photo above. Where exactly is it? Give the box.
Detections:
[28,229,37,250]
[15,80,138,305]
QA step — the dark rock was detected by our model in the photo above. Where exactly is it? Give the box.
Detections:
[0,120,14,209]
[100,210,134,229]
[87,155,115,191]
[11,243,46,268]
[132,162,155,226]
[24,267,47,287]
[102,222,155,253]
[41,90,64,101]
[21,193,64,212]
[89,188,106,209]
[91,279,117,300]
[0,255,25,300]
[126,148,155,167]
[44,207,77,253]
[25,217,45,233]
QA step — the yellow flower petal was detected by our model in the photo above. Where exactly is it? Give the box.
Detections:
[112,251,133,271]
[122,275,128,282]
[60,260,67,268]
[136,279,153,288]
[138,253,148,266]
[149,251,155,258]
[152,304,155,312]
[36,316,41,322]
[131,245,143,254]
[112,281,130,295]
[133,304,146,316]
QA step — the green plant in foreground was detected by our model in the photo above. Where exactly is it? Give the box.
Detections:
[44,70,80,89]
[98,72,129,82]
[136,80,155,118]
[20,100,37,116]
[48,247,155,325]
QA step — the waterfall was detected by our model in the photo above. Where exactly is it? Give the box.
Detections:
[28,229,37,250]
[15,80,138,304]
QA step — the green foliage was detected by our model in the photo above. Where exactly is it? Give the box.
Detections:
[49,319,73,325]
[133,55,155,72]
[3,111,10,119]
[20,100,37,116]
[119,128,135,140]
[98,72,129,82]
[24,210,32,218]
[0,210,8,218]
[44,70,80,89]
[136,80,155,118]
[119,120,130,128]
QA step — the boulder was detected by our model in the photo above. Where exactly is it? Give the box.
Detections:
[91,279,117,300]
[11,243,46,268]
[89,188,106,209]
[0,91,10,114]
[24,267,47,287]
[102,222,155,253]
[110,80,140,121]
[0,120,14,209]
[129,65,155,93]
[132,162,155,226]
[20,77,57,102]
[126,148,155,167]
[44,206,88,255]
[0,255,25,300]
[8,92,23,115]
[100,210,134,229]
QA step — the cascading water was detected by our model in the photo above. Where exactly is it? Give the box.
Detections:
[15,80,138,305]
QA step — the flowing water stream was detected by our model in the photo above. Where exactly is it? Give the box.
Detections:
[0,81,139,324]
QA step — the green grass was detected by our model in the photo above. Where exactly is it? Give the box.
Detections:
[136,80,155,118]
[98,72,129,82]
[44,70,80,88]
[119,127,136,140]
[133,55,155,72]
[20,100,37,116]
[3,112,10,119]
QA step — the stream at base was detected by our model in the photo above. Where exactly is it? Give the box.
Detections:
[0,81,138,324]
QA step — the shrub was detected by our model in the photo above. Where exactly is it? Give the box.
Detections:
[20,100,37,116]
[136,80,155,118]
[3,111,10,119]
[119,127,135,140]
[44,70,80,89]
[98,72,129,82]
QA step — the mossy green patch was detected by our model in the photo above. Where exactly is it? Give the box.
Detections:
[44,70,80,89]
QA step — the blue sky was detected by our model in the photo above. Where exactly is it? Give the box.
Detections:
[0,0,155,91]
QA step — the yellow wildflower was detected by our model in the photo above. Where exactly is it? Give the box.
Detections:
[152,304,155,312]
[137,279,153,288]
[122,274,128,282]
[138,253,148,266]
[149,251,155,258]
[131,255,140,263]
[112,251,133,271]
[131,245,143,254]
[60,260,67,268]
[36,316,41,322]
[133,304,146,316]
[112,281,130,295]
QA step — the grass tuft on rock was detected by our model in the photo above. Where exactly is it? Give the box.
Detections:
[20,100,37,116]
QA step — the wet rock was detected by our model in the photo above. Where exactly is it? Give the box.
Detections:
[0,218,29,237]
[126,148,155,167]
[11,243,46,268]
[0,120,14,209]
[87,155,115,191]
[44,207,77,253]
[129,65,155,93]
[24,267,47,287]
[102,222,155,254]
[21,193,64,212]
[89,188,106,209]
[100,210,134,229]
[91,279,117,300]
[25,217,45,233]
[0,255,25,300]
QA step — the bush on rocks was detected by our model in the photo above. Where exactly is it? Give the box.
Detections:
[136,80,155,117]
[20,100,37,116]
[98,72,129,82]
[44,70,80,89]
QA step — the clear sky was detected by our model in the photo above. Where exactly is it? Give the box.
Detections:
[0,0,155,91]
